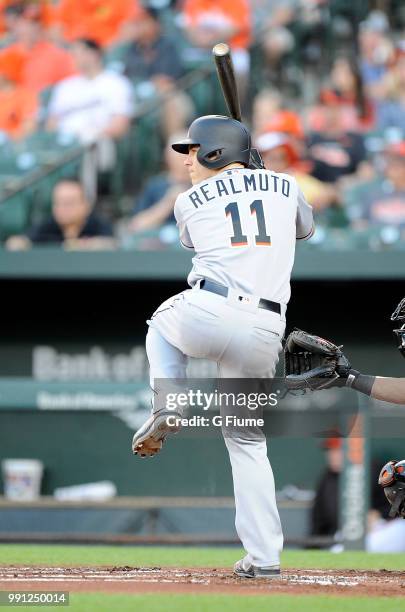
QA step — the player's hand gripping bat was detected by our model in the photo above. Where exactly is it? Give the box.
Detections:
[212,43,265,170]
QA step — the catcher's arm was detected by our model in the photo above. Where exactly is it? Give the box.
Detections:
[284,330,405,403]
[371,377,405,405]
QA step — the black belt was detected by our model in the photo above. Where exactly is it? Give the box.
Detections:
[200,279,281,315]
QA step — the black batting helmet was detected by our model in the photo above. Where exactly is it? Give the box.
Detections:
[171,115,251,169]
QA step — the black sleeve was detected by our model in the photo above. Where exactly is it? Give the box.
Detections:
[349,133,367,171]
[133,177,169,214]
[26,219,63,244]
[310,471,339,537]
[124,45,145,81]
[155,38,184,81]
[88,217,114,238]
[133,184,155,214]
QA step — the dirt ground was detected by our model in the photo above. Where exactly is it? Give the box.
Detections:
[1,566,405,597]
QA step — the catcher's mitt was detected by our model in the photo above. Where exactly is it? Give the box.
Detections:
[378,460,405,519]
[284,329,352,391]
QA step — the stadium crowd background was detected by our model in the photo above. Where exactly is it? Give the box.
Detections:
[0,0,404,552]
[0,0,404,250]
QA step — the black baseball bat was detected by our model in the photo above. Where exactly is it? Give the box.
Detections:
[212,42,265,169]
[212,42,242,122]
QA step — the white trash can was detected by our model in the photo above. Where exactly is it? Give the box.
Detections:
[1,459,44,500]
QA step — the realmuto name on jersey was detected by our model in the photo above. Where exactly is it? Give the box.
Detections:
[188,171,291,209]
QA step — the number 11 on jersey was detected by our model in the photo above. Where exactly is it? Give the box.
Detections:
[225,199,271,247]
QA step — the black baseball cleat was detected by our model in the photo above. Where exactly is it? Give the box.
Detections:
[132,410,182,457]
[233,559,281,579]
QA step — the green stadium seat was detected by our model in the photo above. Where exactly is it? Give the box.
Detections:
[0,193,31,240]
[187,76,214,117]
[342,179,381,223]
[24,131,80,163]
[324,206,350,229]
[39,85,54,114]
[0,152,37,178]
[131,111,163,184]
[105,42,132,74]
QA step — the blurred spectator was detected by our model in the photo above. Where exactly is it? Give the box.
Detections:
[254,0,296,81]
[326,55,375,131]
[125,8,184,83]
[256,131,336,210]
[6,178,114,250]
[257,0,330,87]
[256,108,332,210]
[129,133,191,233]
[0,0,55,39]
[124,8,193,138]
[348,142,405,230]
[181,0,251,58]
[374,41,405,132]
[51,0,140,48]
[263,108,304,140]
[0,46,37,139]
[251,0,295,31]
[0,1,22,40]
[0,3,75,92]
[306,94,367,183]
[359,10,394,95]
[0,1,15,36]
[251,88,283,139]
[310,436,342,538]
[47,39,133,168]
[180,0,251,97]
[261,108,305,157]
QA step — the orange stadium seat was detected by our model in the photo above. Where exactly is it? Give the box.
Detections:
[182,0,251,50]
[53,0,142,47]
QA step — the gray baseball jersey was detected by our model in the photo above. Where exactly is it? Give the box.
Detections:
[174,167,314,304]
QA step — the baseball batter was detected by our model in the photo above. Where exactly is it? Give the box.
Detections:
[132,115,314,578]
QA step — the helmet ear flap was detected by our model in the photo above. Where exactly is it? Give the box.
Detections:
[198,148,223,166]
[197,146,230,169]
[196,147,210,169]
[379,461,397,487]
[206,149,223,161]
